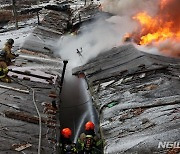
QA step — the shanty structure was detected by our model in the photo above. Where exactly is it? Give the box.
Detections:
[0,3,65,154]
[73,44,180,154]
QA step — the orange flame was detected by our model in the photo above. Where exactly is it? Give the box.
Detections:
[129,0,180,57]
[133,12,179,45]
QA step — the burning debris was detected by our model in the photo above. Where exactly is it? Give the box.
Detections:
[103,0,180,57]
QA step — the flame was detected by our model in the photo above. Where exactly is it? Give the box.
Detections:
[133,12,179,45]
[129,0,180,57]
[123,33,132,42]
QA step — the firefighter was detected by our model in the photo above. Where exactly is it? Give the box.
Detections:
[0,50,11,83]
[60,128,77,154]
[77,121,103,154]
[2,38,17,65]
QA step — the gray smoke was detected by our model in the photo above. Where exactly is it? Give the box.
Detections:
[102,0,159,16]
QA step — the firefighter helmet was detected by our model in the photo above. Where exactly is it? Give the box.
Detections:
[7,38,14,46]
[61,128,72,138]
[85,121,95,131]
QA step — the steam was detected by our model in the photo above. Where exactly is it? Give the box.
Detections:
[56,16,136,67]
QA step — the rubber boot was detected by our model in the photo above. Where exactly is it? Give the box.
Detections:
[0,76,11,83]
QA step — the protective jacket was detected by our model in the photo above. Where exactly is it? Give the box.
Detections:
[77,130,102,154]
[2,42,16,65]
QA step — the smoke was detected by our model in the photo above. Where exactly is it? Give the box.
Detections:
[159,0,180,32]
[102,0,159,16]
[55,16,136,68]
[56,0,180,66]
[102,0,180,57]
[156,39,180,57]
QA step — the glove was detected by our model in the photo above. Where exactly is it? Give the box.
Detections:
[15,54,19,57]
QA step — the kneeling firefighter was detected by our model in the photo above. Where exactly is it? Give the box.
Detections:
[60,128,77,154]
[77,121,103,154]
[2,38,18,65]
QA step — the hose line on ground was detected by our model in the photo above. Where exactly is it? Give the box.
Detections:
[32,87,42,154]
[11,78,42,154]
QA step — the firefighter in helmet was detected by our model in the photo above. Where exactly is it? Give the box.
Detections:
[77,121,103,154]
[60,128,77,154]
[2,38,17,65]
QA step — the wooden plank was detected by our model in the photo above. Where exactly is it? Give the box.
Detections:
[14,143,32,152]
[0,84,29,94]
